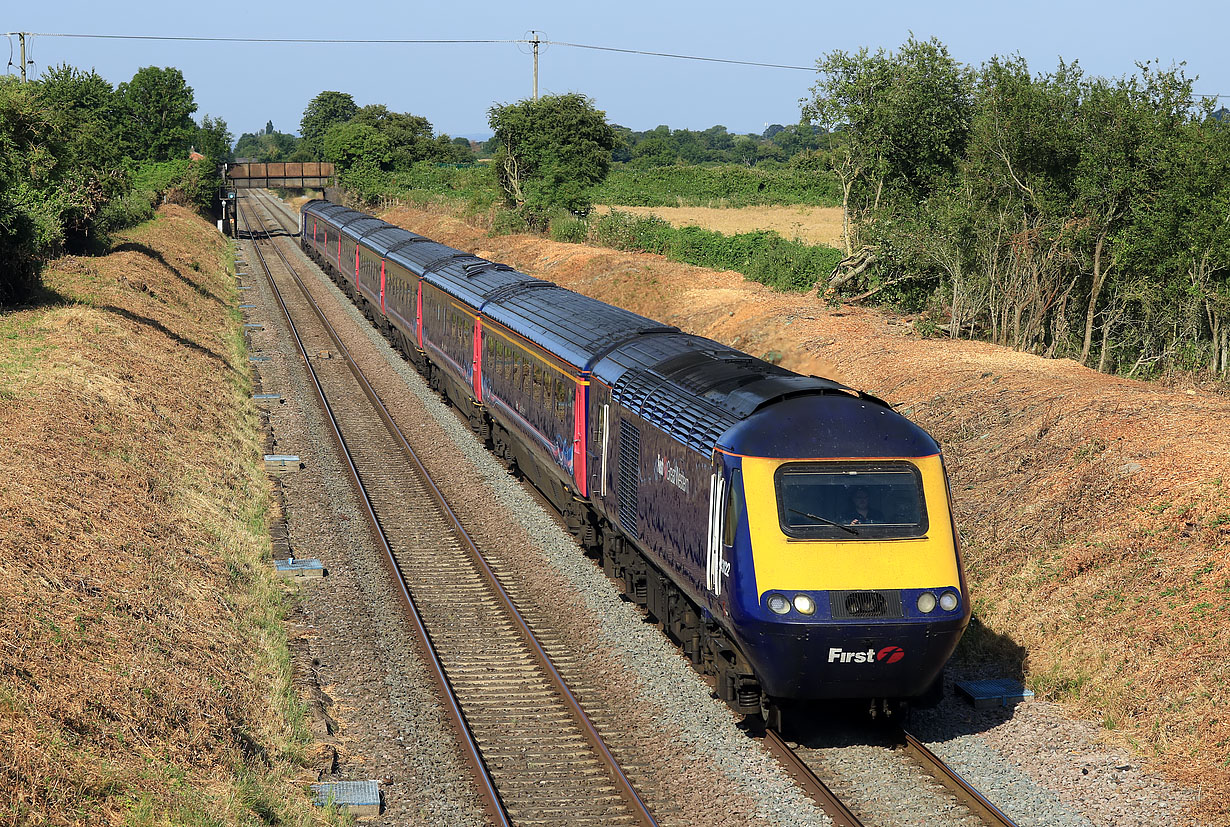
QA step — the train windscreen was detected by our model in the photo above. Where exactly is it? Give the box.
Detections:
[774,461,928,540]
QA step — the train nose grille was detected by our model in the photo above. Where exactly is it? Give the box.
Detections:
[848,592,886,615]
[829,590,904,620]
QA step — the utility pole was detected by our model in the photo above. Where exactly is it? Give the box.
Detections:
[19,32,28,83]
[531,31,539,101]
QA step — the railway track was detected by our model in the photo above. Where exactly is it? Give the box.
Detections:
[246,190,1022,827]
[237,194,658,827]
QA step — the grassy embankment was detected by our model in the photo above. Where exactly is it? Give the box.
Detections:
[0,207,348,825]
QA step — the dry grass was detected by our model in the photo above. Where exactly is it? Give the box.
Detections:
[0,209,340,825]
[592,204,846,248]
[383,203,1230,825]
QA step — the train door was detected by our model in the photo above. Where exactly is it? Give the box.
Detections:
[705,454,743,611]
[587,384,616,520]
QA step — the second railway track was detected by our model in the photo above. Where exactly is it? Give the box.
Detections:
[238,193,660,827]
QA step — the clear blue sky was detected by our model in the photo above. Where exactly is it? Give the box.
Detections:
[7,1,1228,142]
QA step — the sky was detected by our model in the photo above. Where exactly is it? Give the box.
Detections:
[6,1,1229,143]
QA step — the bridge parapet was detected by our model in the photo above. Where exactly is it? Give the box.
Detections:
[226,162,334,189]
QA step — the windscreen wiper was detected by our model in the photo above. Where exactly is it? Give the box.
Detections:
[788,508,860,536]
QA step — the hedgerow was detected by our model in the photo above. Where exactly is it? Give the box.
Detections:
[589,165,842,208]
[593,210,841,292]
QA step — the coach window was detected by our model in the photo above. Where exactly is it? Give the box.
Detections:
[723,469,743,546]
[555,379,569,423]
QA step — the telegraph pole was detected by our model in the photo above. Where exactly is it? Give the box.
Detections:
[19,32,28,82]
[531,31,539,101]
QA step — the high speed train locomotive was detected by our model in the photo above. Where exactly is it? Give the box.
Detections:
[300,199,971,717]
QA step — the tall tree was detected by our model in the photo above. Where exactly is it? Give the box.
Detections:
[804,36,973,257]
[299,91,358,160]
[196,115,233,165]
[116,66,198,161]
[488,92,616,227]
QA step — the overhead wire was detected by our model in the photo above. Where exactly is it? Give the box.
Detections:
[6,31,1227,97]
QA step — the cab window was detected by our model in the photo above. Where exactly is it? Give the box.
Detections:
[775,461,927,540]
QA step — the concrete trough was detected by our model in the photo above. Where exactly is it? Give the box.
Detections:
[275,557,325,579]
[253,393,283,405]
[310,780,379,816]
[955,678,1034,710]
[264,454,303,473]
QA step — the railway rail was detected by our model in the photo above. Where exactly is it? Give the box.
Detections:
[246,190,1022,827]
[237,194,659,827]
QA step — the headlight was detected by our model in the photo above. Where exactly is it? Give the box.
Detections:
[917,592,937,613]
[939,591,959,612]
[767,594,791,614]
[793,594,816,615]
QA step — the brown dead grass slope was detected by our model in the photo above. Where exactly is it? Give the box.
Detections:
[0,208,324,825]
[384,205,1230,823]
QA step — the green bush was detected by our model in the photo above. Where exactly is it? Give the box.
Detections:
[489,209,532,236]
[590,164,842,208]
[592,210,673,254]
[590,210,840,292]
[548,211,588,244]
[97,189,158,235]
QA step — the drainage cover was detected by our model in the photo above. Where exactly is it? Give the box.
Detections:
[310,780,379,816]
[249,355,271,362]
[275,557,324,579]
[253,393,282,404]
[264,454,303,472]
[243,324,264,330]
[955,678,1034,710]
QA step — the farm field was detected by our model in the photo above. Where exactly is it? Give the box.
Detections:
[593,204,846,248]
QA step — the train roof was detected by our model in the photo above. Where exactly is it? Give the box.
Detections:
[304,201,366,227]
[593,333,877,454]
[345,216,389,239]
[719,393,939,459]
[361,226,418,257]
[483,286,673,371]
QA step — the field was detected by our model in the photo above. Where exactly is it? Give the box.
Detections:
[593,204,846,249]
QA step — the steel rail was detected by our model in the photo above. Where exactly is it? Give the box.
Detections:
[237,198,511,827]
[896,727,1020,827]
[241,194,660,827]
[761,729,864,827]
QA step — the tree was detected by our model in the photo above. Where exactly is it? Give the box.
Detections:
[488,93,616,227]
[299,91,358,159]
[322,121,391,172]
[265,120,274,136]
[804,36,973,257]
[116,66,198,161]
[0,78,64,303]
[234,130,299,162]
[196,115,233,165]
[350,104,440,169]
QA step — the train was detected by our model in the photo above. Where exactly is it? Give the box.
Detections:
[299,198,971,719]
